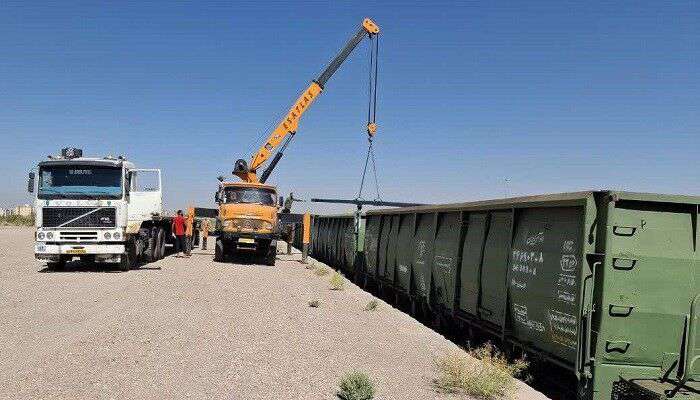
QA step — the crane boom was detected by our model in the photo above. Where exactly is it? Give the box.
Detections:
[233,18,380,184]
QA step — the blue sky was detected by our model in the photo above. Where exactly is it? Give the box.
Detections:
[1,1,698,213]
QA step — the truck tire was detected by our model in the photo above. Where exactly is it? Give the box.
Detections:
[47,256,67,271]
[154,228,165,260]
[145,227,159,262]
[120,241,137,271]
[264,243,276,266]
[119,251,131,271]
[214,238,225,262]
[159,228,167,259]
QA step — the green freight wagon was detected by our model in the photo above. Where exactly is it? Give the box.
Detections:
[358,191,699,399]
[310,214,360,271]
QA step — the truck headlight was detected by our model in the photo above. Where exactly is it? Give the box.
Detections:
[262,221,274,230]
[37,232,45,240]
[104,232,112,240]
[113,232,121,240]
[222,220,233,228]
[46,232,54,240]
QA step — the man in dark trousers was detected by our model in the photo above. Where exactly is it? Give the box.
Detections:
[172,210,188,258]
[201,219,210,250]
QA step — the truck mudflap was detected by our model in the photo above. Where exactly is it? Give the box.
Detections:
[35,243,125,257]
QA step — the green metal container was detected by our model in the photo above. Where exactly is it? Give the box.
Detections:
[364,215,380,277]
[412,212,435,299]
[386,215,400,284]
[359,191,699,399]
[377,215,392,280]
[310,214,359,274]
[432,211,462,311]
[395,213,415,293]
[342,218,356,272]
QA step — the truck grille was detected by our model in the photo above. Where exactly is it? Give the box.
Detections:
[59,231,99,241]
[42,207,116,228]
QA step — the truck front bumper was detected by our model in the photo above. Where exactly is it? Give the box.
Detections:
[35,242,125,262]
[219,232,279,241]
[217,233,278,252]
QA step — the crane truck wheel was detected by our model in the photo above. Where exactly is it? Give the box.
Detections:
[263,242,276,266]
[214,238,225,262]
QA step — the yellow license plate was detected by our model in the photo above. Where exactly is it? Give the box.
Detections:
[238,238,255,244]
[66,249,87,254]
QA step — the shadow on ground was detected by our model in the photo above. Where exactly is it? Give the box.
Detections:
[38,260,163,273]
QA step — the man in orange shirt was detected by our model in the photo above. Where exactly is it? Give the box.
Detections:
[172,210,187,258]
[184,208,194,257]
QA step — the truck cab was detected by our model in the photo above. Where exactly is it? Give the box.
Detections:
[214,181,279,265]
[30,147,169,271]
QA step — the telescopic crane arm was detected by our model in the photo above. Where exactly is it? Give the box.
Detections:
[233,18,380,184]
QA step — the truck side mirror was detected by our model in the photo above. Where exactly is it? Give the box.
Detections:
[27,172,35,193]
[279,196,284,207]
[215,191,222,204]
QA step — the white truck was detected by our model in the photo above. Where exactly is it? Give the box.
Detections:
[28,147,195,271]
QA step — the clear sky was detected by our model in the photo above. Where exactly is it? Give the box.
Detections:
[1,1,698,213]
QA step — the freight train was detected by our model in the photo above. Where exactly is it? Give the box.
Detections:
[295,191,699,400]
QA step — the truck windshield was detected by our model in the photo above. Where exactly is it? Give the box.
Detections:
[224,187,275,205]
[38,165,122,199]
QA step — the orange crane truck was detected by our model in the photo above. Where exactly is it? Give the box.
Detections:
[214,18,380,265]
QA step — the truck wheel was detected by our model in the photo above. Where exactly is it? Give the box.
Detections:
[146,231,156,262]
[214,238,225,262]
[119,252,131,271]
[130,240,142,269]
[47,257,67,271]
[120,241,137,271]
[154,228,165,260]
[159,228,167,259]
[264,243,276,266]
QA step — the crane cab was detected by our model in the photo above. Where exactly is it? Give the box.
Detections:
[214,181,280,265]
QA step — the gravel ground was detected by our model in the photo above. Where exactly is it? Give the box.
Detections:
[0,227,548,400]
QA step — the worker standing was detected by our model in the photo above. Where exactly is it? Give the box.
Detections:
[201,219,210,250]
[172,210,187,258]
[185,207,194,257]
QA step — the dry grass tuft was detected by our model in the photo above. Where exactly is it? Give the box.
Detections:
[0,215,34,227]
[329,271,345,290]
[363,299,379,311]
[314,266,330,276]
[337,370,375,400]
[433,343,527,399]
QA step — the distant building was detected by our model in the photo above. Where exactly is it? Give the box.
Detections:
[13,204,34,217]
[0,208,7,217]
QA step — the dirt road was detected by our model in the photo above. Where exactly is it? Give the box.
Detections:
[0,227,546,399]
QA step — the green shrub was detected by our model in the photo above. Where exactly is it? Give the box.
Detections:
[433,343,527,399]
[308,299,320,308]
[363,299,379,311]
[329,271,344,291]
[337,370,375,400]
